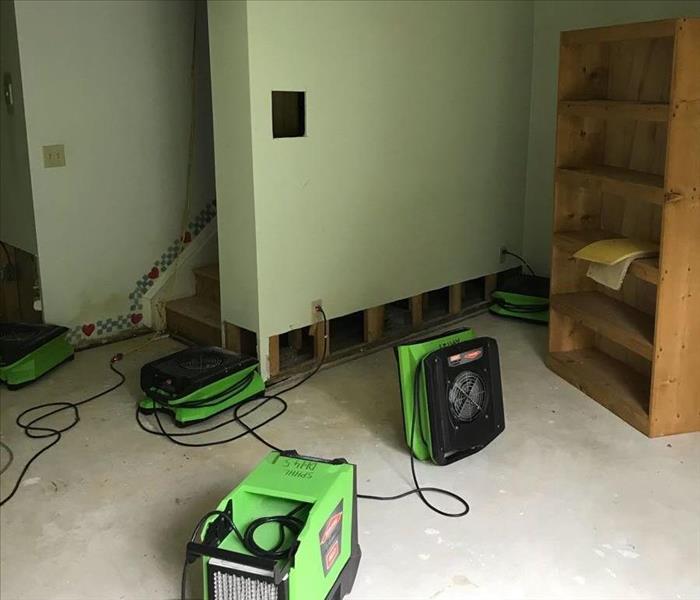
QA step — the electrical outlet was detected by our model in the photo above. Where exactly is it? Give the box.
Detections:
[311,299,323,322]
[500,246,508,263]
[42,144,66,168]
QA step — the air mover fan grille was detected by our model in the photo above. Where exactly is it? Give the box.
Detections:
[448,371,487,422]
[0,324,40,343]
[177,352,225,372]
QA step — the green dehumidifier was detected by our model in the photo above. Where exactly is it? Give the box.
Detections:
[395,328,505,465]
[0,323,74,389]
[184,451,361,600]
[139,346,265,426]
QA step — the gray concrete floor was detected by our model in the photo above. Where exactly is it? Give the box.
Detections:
[1,313,699,600]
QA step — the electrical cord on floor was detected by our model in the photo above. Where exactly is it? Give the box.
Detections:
[0,354,126,507]
[0,441,14,476]
[137,307,331,452]
[502,249,536,277]
[181,503,308,600]
[357,363,470,518]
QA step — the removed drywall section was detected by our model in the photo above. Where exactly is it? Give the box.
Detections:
[208,0,260,335]
[522,0,700,274]
[13,0,215,339]
[246,0,534,339]
[0,0,37,255]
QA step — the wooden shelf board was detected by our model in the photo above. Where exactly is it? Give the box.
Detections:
[629,258,660,286]
[553,231,660,285]
[547,348,650,435]
[559,100,669,122]
[553,229,621,255]
[561,19,676,46]
[551,291,655,360]
[557,165,665,205]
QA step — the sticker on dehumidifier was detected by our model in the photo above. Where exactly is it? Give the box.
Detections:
[320,500,344,576]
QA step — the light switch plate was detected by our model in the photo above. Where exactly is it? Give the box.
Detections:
[43,144,66,168]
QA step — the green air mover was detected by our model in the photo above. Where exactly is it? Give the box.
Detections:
[489,273,549,324]
[395,328,505,465]
[139,347,265,427]
[0,323,74,389]
[184,450,361,600]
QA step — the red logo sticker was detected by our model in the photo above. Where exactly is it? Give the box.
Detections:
[321,512,342,544]
[324,540,340,571]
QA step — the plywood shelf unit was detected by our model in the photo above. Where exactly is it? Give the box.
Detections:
[548,18,700,437]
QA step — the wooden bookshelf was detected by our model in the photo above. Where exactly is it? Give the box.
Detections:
[548,18,700,437]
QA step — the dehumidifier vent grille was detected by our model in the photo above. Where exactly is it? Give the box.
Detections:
[209,561,279,600]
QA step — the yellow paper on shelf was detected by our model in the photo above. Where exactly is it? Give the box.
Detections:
[574,238,659,290]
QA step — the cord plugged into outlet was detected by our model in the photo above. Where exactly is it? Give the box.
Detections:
[311,299,323,322]
[500,247,536,276]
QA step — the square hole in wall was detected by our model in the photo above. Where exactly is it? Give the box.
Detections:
[272,91,305,138]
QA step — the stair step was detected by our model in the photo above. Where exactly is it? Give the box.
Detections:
[165,295,221,346]
[194,264,220,305]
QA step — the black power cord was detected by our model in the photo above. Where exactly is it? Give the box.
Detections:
[0,441,14,476]
[0,354,126,506]
[137,306,331,451]
[502,249,536,277]
[181,504,308,600]
[357,362,469,517]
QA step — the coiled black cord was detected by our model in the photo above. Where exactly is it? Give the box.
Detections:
[138,307,331,452]
[0,355,126,506]
[181,504,308,600]
[357,362,469,517]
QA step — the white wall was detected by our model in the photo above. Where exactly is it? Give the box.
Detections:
[208,0,259,334]
[522,0,700,274]
[13,0,214,337]
[244,0,535,341]
[0,0,37,255]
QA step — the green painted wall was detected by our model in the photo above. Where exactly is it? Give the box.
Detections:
[523,1,700,275]
[14,0,214,333]
[245,0,535,341]
[209,0,259,333]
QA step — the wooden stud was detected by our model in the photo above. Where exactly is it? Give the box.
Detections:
[310,320,330,360]
[224,322,257,357]
[289,328,304,351]
[448,284,462,315]
[364,306,385,343]
[410,295,423,327]
[484,274,498,301]
[268,335,280,377]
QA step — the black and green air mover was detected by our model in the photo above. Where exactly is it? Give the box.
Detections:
[489,271,550,324]
[139,346,265,426]
[0,322,74,389]
[395,328,505,465]
[184,450,361,600]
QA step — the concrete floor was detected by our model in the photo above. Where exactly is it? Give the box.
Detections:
[1,313,699,600]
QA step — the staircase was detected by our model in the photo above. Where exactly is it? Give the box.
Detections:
[165,264,222,346]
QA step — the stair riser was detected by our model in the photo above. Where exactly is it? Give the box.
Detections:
[195,274,220,305]
[166,307,221,346]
